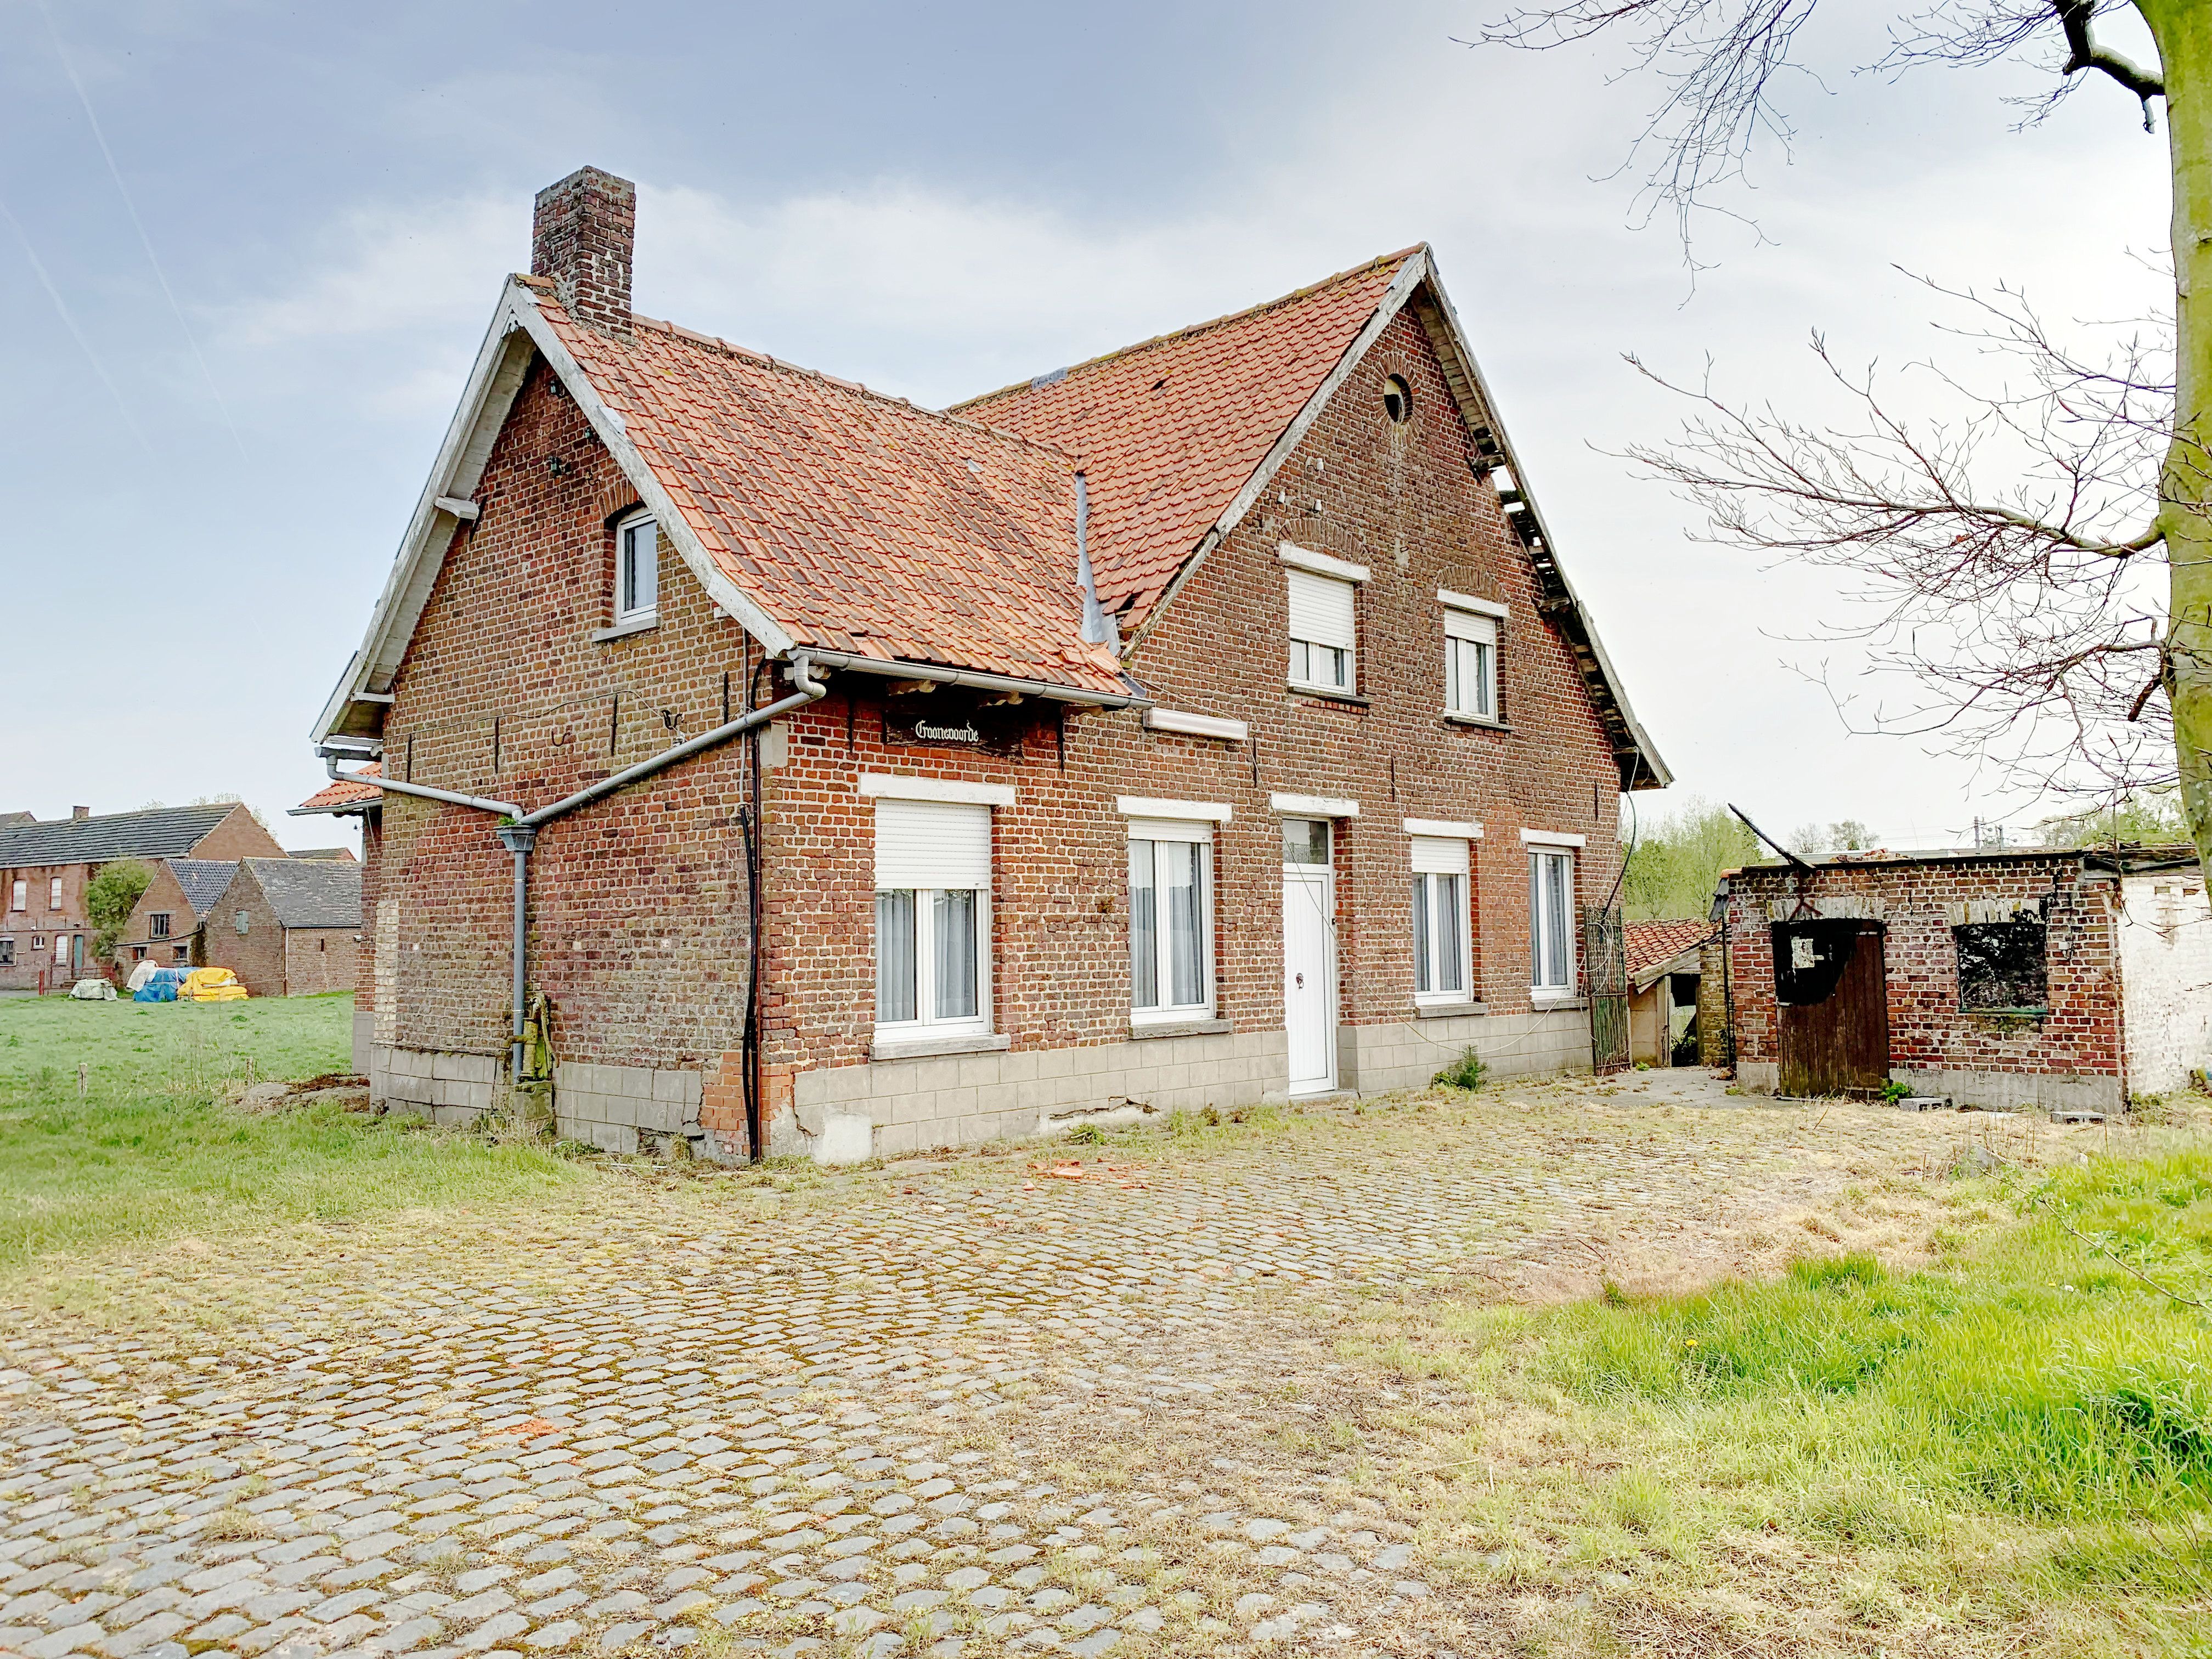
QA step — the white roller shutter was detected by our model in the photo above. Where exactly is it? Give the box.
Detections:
[1410,835,1471,876]
[1126,816,1213,845]
[1443,607,1497,647]
[875,800,991,890]
[1286,569,1356,648]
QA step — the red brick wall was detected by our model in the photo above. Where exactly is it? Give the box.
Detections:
[369,313,1627,1131]
[1724,856,2124,1083]
[116,862,201,969]
[201,866,290,998]
[0,863,92,989]
[283,928,357,997]
[187,807,285,861]
[358,810,382,1018]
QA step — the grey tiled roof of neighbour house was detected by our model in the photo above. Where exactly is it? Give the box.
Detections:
[243,857,363,930]
[0,804,240,867]
[168,860,241,918]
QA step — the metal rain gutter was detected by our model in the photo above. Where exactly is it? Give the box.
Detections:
[318,651,830,1100]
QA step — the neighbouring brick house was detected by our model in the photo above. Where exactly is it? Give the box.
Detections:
[307,166,1668,1160]
[115,859,241,968]
[199,858,363,997]
[1,804,282,992]
[1718,844,2211,1110]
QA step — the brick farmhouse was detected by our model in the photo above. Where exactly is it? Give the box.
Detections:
[309,166,1669,1161]
[0,804,281,992]
[1718,845,2211,1110]
[116,858,242,969]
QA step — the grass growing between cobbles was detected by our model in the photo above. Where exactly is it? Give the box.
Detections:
[1342,1147,2212,1656]
[0,991,579,1284]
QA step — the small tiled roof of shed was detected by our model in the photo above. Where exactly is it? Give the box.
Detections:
[1626,919,1716,981]
[0,804,240,868]
[292,765,383,816]
[242,857,362,930]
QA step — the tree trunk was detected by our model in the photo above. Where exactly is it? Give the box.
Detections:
[2142,2,2212,877]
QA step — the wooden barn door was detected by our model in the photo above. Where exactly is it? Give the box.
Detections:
[1771,919,1890,1097]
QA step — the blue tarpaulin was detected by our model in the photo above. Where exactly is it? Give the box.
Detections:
[133,967,188,1003]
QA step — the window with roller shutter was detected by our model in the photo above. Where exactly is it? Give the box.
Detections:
[1286,568,1356,690]
[873,799,992,1038]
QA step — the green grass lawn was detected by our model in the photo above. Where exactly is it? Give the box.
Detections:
[0,991,578,1279]
[1348,1149,2212,1655]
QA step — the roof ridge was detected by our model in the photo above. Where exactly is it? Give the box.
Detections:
[603,306,1079,465]
[947,245,1425,413]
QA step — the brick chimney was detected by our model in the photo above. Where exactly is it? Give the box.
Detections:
[71,805,89,820]
[531,166,636,335]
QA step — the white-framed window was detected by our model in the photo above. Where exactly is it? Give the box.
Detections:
[48,877,62,911]
[52,934,67,965]
[150,912,172,940]
[0,939,12,966]
[1410,836,1472,1003]
[616,509,659,623]
[1444,607,1498,719]
[873,798,991,1040]
[1529,847,1577,997]
[235,910,250,936]
[1127,817,1215,1022]
[8,880,22,912]
[1286,568,1356,691]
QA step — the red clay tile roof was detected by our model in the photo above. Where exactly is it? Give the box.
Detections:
[953,251,1419,627]
[1626,918,1716,980]
[293,764,382,815]
[533,287,1129,697]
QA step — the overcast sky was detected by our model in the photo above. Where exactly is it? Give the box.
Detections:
[0,1,2174,853]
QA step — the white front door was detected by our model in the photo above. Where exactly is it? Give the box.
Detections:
[1282,857,1338,1095]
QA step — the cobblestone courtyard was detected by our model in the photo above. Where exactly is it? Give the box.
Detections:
[0,1074,2033,1659]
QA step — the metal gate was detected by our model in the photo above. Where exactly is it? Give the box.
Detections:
[1772,919,1890,1097]
[1582,904,1630,1074]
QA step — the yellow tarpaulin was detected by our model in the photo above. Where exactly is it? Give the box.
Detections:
[179,967,249,1002]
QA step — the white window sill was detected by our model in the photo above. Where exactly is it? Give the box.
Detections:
[1530,993,1587,1010]
[591,611,659,644]
[1287,682,1368,706]
[871,1030,1009,1062]
[1415,1000,1487,1019]
[1129,1015,1232,1040]
[1443,711,1510,731]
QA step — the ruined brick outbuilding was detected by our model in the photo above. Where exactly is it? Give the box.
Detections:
[309,166,1669,1160]
[1719,846,2211,1111]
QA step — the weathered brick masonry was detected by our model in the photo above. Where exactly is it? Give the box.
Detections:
[1723,853,2129,1111]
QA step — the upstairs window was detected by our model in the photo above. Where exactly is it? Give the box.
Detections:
[873,798,991,1040]
[48,877,62,910]
[1287,568,1356,691]
[616,510,659,622]
[8,881,22,912]
[150,912,172,940]
[235,910,250,936]
[1443,604,1499,720]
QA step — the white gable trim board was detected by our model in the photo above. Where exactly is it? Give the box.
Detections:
[313,278,796,746]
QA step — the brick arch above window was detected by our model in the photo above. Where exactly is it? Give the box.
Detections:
[594,478,645,526]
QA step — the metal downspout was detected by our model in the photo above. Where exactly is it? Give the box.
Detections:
[318,651,828,1109]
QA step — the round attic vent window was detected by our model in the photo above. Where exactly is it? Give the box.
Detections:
[1382,374,1412,425]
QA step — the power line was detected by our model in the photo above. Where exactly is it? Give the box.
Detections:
[0,192,152,457]
[38,0,250,464]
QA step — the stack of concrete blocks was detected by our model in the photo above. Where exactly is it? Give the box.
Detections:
[373,1046,500,1125]
[552,1059,703,1154]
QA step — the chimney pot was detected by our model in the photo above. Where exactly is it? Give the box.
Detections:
[532,166,636,336]
[71,805,89,820]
